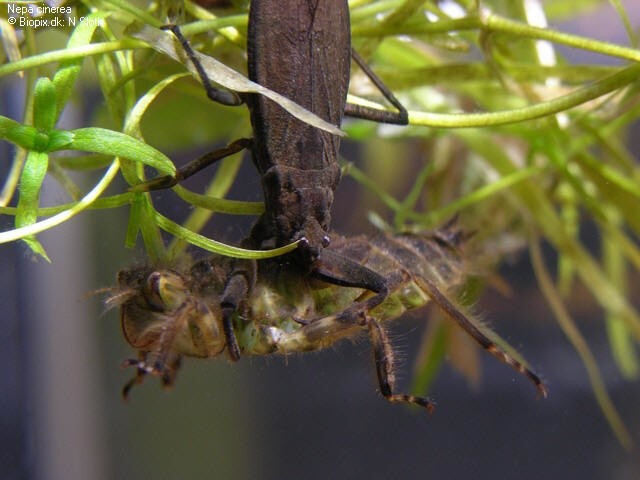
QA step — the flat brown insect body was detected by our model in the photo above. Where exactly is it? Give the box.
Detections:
[245,0,349,260]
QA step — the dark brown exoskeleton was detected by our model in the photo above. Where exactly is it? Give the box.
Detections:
[244,0,347,261]
[244,0,407,258]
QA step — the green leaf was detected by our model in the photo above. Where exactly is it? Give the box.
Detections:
[15,150,50,260]
[132,25,344,137]
[0,116,22,136]
[63,128,176,176]
[47,130,75,151]
[173,185,264,215]
[53,11,109,116]
[1,160,121,249]
[1,121,39,151]
[33,78,57,132]
[156,212,300,259]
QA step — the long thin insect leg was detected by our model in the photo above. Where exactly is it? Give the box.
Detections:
[368,318,435,412]
[414,275,548,398]
[161,24,243,106]
[133,138,252,191]
[344,48,408,125]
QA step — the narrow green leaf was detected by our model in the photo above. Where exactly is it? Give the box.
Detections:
[124,195,143,249]
[47,130,75,151]
[603,214,639,379]
[133,26,344,137]
[64,127,176,176]
[124,72,190,138]
[411,63,640,127]
[0,193,132,217]
[0,38,147,80]
[16,150,48,226]
[1,160,121,247]
[531,240,633,449]
[156,212,300,259]
[0,116,22,136]
[1,118,40,150]
[53,11,109,116]
[21,236,51,261]
[15,150,50,259]
[137,195,167,263]
[173,185,264,215]
[33,77,57,131]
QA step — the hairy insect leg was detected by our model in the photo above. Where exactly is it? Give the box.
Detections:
[368,318,435,412]
[132,137,252,191]
[344,48,408,125]
[161,24,243,106]
[268,304,434,411]
[123,302,192,396]
[283,244,433,411]
[414,275,548,398]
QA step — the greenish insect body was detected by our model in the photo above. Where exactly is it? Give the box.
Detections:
[111,226,547,405]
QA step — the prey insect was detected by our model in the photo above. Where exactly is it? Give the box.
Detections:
[109,223,547,409]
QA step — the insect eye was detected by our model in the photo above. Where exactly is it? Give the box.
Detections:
[143,271,188,312]
[143,272,167,311]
